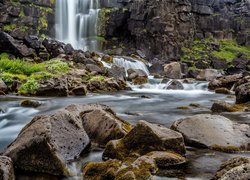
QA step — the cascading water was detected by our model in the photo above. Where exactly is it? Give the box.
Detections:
[55,0,100,51]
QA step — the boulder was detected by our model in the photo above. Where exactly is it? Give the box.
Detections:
[0,156,15,180]
[102,55,113,63]
[215,88,231,94]
[0,32,33,57]
[86,64,104,74]
[3,104,92,176]
[36,76,68,96]
[70,86,87,96]
[107,65,126,81]
[127,69,148,85]
[20,99,42,108]
[163,62,182,79]
[211,101,247,113]
[235,82,250,104]
[103,120,186,160]
[165,80,184,90]
[208,74,242,90]
[214,157,250,180]
[87,79,126,93]
[0,79,8,94]
[80,105,132,147]
[196,69,221,81]
[171,114,250,152]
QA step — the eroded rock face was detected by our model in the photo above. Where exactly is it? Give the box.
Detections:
[103,120,186,161]
[208,74,243,90]
[0,156,15,180]
[0,79,8,94]
[214,157,250,180]
[171,114,250,152]
[3,105,91,176]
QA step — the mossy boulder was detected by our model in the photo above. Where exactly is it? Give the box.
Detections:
[103,120,186,161]
[211,101,247,113]
[215,88,231,94]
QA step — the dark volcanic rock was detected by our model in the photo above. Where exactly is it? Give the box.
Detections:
[0,32,33,57]
[0,79,8,94]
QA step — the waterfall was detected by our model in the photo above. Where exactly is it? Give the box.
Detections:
[113,56,150,75]
[55,0,100,51]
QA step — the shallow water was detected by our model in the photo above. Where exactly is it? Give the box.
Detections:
[0,86,249,179]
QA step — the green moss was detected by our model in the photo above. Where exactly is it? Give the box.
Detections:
[18,78,39,94]
[0,53,46,76]
[3,24,16,31]
[212,39,250,61]
[90,75,106,81]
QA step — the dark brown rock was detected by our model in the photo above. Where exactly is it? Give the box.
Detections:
[0,156,15,180]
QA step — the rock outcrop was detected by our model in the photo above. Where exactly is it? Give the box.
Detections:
[0,156,15,180]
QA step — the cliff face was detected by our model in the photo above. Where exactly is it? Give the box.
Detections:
[100,0,250,61]
[0,0,55,39]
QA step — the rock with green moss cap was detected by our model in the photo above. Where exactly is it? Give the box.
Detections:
[211,101,247,113]
[103,120,186,161]
[213,157,250,180]
[171,114,250,152]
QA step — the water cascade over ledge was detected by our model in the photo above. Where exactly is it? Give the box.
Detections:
[55,0,100,51]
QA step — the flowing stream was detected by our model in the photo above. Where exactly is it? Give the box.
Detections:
[55,0,100,51]
[0,58,250,179]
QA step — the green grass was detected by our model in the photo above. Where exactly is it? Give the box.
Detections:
[18,78,39,94]
[212,39,250,62]
[0,53,45,76]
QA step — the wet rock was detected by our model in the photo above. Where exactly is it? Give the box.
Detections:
[36,76,68,96]
[80,105,132,147]
[235,82,250,104]
[171,114,250,152]
[0,79,8,94]
[149,62,164,74]
[70,86,87,96]
[0,156,15,180]
[103,120,186,160]
[208,74,243,90]
[23,35,41,51]
[3,104,92,176]
[213,157,250,180]
[20,100,42,108]
[163,62,182,79]
[42,38,65,58]
[107,65,126,81]
[196,69,221,81]
[87,78,126,93]
[102,54,113,63]
[0,32,33,57]
[63,44,74,55]
[165,80,184,90]
[215,88,231,94]
[127,69,148,85]
[211,101,247,113]
[83,160,122,180]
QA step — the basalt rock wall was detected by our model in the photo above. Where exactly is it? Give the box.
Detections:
[99,0,250,61]
[0,0,55,40]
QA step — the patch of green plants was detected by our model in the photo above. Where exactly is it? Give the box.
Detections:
[45,59,70,73]
[212,39,250,61]
[90,75,106,81]
[0,53,46,76]
[18,78,39,94]
[3,24,17,31]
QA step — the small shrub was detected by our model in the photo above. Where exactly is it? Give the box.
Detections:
[45,59,70,73]
[18,78,39,94]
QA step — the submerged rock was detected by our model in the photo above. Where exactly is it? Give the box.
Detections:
[213,157,250,180]
[3,104,94,176]
[103,120,186,161]
[171,114,250,152]
[0,156,15,180]
[20,100,42,108]
[165,80,184,90]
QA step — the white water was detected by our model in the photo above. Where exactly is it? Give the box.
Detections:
[55,0,100,51]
